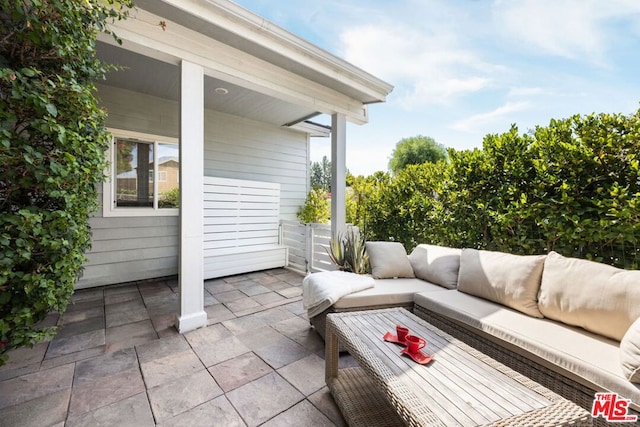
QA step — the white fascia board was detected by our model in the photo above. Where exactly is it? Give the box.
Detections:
[100,8,370,124]
[158,0,394,102]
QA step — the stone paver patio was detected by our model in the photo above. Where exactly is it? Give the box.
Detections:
[0,268,350,426]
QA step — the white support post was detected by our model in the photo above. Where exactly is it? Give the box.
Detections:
[331,113,347,238]
[176,60,207,333]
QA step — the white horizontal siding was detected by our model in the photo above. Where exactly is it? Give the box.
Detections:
[77,86,308,288]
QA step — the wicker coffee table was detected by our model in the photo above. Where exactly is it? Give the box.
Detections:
[325,308,591,426]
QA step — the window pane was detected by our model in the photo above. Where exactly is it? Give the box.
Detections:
[115,139,154,207]
[158,143,180,208]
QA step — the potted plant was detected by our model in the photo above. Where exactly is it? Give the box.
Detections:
[326,227,369,274]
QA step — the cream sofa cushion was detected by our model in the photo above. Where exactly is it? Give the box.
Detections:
[538,251,640,341]
[333,277,448,309]
[408,244,461,289]
[457,249,545,318]
[621,317,640,383]
[414,290,640,410]
[366,241,415,279]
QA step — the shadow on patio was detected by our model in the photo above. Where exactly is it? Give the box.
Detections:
[0,268,351,426]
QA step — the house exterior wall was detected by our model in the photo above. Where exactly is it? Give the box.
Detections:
[76,85,309,288]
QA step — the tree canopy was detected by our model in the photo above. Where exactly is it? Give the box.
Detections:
[388,135,447,174]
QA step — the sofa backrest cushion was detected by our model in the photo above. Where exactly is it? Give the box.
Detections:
[408,244,461,289]
[457,249,545,318]
[366,241,415,279]
[620,316,640,383]
[539,251,640,341]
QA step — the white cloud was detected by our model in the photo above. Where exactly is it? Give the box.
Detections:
[493,0,640,64]
[340,24,499,108]
[452,101,531,133]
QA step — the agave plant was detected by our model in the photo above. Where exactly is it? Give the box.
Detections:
[326,228,370,274]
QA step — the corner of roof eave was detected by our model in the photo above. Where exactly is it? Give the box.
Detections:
[157,0,394,104]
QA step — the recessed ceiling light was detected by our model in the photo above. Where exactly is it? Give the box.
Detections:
[215,87,229,95]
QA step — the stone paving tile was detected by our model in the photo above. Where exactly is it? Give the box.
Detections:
[205,280,236,294]
[66,392,155,427]
[40,346,106,371]
[276,286,303,298]
[105,320,157,353]
[65,298,105,312]
[157,396,246,427]
[106,307,150,328]
[136,334,190,364]
[0,364,74,409]
[236,282,271,296]
[251,291,286,305]
[104,290,141,305]
[203,290,220,306]
[0,341,48,372]
[73,347,138,387]
[72,288,104,303]
[45,329,105,359]
[205,303,236,325]
[68,367,145,416]
[55,316,105,339]
[225,274,251,283]
[226,296,261,313]
[208,352,272,392]
[215,289,247,303]
[272,316,324,353]
[60,306,104,325]
[105,298,147,315]
[186,324,251,367]
[151,313,178,334]
[147,370,222,423]
[141,350,204,388]
[262,281,291,292]
[0,389,70,427]
[262,400,335,427]
[282,300,306,316]
[308,387,347,427]
[226,372,304,427]
[237,326,310,369]
[277,353,326,396]
[253,307,297,324]
[222,315,269,334]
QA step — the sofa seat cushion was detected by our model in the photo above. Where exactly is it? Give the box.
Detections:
[333,278,448,310]
[414,290,640,409]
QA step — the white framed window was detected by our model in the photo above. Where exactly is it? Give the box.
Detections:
[103,129,180,217]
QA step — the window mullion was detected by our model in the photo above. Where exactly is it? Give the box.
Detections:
[153,141,159,210]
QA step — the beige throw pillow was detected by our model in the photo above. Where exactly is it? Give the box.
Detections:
[408,244,461,289]
[457,249,546,318]
[620,317,640,383]
[366,241,415,279]
[538,251,640,341]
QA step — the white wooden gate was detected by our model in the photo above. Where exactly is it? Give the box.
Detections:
[203,177,288,279]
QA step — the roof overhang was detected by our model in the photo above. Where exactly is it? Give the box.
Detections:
[97,0,393,127]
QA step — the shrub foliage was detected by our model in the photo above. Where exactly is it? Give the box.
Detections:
[352,111,640,269]
[0,0,132,364]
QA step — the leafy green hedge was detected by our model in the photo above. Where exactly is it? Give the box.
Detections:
[0,0,132,364]
[353,110,640,269]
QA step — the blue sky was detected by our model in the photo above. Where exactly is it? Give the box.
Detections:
[235,0,640,176]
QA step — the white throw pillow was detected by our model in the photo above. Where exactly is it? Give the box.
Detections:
[408,244,461,289]
[457,249,546,318]
[366,241,415,279]
[620,317,640,383]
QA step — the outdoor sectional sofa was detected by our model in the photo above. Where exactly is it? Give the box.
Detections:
[305,242,640,424]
